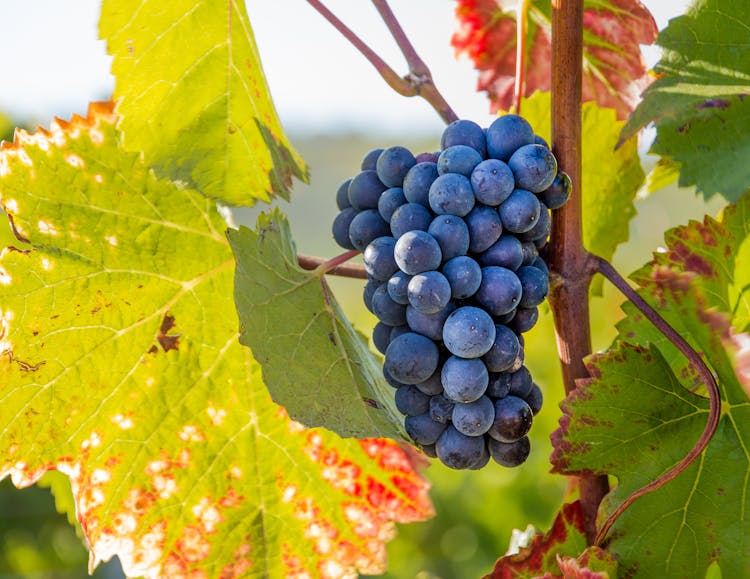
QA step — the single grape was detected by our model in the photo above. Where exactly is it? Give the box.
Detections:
[483,324,521,372]
[524,383,543,415]
[376,146,416,188]
[403,162,439,207]
[407,271,452,315]
[452,395,495,437]
[465,205,503,253]
[382,366,405,389]
[415,152,439,164]
[508,143,558,193]
[384,332,440,385]
[517,265,549,308]
[429,394,455,424]
[520,241,538,267]
[517,201,550,243]
[470,159,515,206]
[387,270,411,305]
[332,207,358,250]
[371,283,407,326]
[363,279,379,313]
[488,436,531,467]
[441,255,482,299]
[534,134,549,149]
[348,170,387,210]
[406,302,456,341]
[336,178,353,210]
[363,236,398,282]
[405,413,447,445]
[437,145,483,178]
[427,214,471,262]
[538,171,571,210]
[512,307,539,333]
[429,173,475,217]
[532,256,549,275]
[442,306,496,358]
[390,202,432,238]
[476,266,523,316]
[348,209,390,251]
[394,230,442,275]
[486,114,535,161]
[441,356,489,402]
[421,443,438,458]
[478,235,524,270]
[499,189,541,234]
[415,368,444,396]
[436,425,486,470]
[395,385,431,416]
[488,396,533,443]
[486,372,511,398]
[469,441,491,470]
[377,187,407,222]
[441,119,487,157]
[372,321,392,355]
[508,366,533,398]
[389,324,410,343]
[361,148,384,171]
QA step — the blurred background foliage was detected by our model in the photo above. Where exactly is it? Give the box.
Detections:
[0,127,724,578]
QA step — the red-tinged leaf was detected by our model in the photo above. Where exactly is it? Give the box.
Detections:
[452,0,658,119]
[0,105,433,578]
[556,547,618,578]
[484,501,588,578]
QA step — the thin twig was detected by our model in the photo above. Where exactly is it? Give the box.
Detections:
[298,251,367,279]
[306,0,458,124]
[590,253,722,546]
[514,0,532,113]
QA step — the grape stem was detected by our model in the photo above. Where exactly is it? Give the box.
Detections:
[298,251,367,279]
[514,0,532,113]
[305,0,458,124]
[588,253,722,546]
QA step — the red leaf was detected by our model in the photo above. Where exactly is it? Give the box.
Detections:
[452,0,658,119]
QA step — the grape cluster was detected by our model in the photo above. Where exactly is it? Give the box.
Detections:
[331,116,571,470]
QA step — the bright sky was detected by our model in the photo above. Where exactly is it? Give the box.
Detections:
[0,0,689,135]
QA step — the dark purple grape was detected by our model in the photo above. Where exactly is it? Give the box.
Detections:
[508,144,558,193]
[486,114,535,161]
[403,162,439,207]
[429,173,475,217]
[441,119,487,157]
[512,307,539,333]
[348,170,387,210]
[372,321,392,355]
[415,152,439,163]
[395,385,431,416]
[336,178,353,210]
[488,436,531,467]
[348,209,390,251]
[539,171,572,210]
[332,207,358,250]
[371,283,407,326]
[470,159,515,206]
[532,256,549,275]
[407,271,452,315]
[390,202,432,238]
[442,306,496,358]
[486,372,511,398]
[363,279,379,313]
[524,383,543,415]
[499,189,541,234]
[387,271,411,305]
[427,214,471,262]
[382,366,405,388]
[394,230,442,275]
[429,394,455,424]
[465,205,503,253]
[378,187,407,222]
[406,302,456,341]
[376,146,416,188]
[436,425,486,469]
[508,366,533,398]
[520,242,539,267]
[363,236,398,282]
[517,265,549,307]
[488,396,533,442]
[534,135,549,149]
[476,266,523,316]
[390,324,410,342]
[441,356,489,402]
[442,255,482,299]
[437,145,483,177]
[361,148,384,171]
[518,201,550,243]
[421,443,438,458]
[478,235,524,270]
[384,332,440,385]
[469,441,491,469]
[415,368,444,396]
[483,324,521,372]
[452,395,495,436]
[405,413,447,445]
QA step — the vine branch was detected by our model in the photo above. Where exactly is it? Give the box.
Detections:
[306,0,458,124]
[298,251,367,279]
[514,0,532,113]
[589,254,722,546]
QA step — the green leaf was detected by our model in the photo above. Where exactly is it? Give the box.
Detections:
[0,106,432,577]
[228,213,406,441]
[621,0,750,201]
[519,92,645,278]
[99,0,307,206]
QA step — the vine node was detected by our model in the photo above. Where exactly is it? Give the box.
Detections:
[588,253,722,546]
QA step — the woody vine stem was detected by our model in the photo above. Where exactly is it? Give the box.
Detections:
[297,0,720,549]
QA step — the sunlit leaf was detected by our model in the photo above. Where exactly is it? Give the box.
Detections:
[100,0,307,206]
[0,105,432,578]
[452,0,657,119]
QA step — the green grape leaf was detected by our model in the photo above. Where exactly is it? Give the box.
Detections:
[99,0,307,206]
[228,213,407,441]
[519,92,644,274]
[0,105,433,578]
[621,0,750,201]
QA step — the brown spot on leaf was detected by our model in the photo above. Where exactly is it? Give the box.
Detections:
[697,98,730,110]
[363,398,379,409]
[153,313,180,353]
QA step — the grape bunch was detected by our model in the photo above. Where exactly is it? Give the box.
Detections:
[331,116,571,470]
